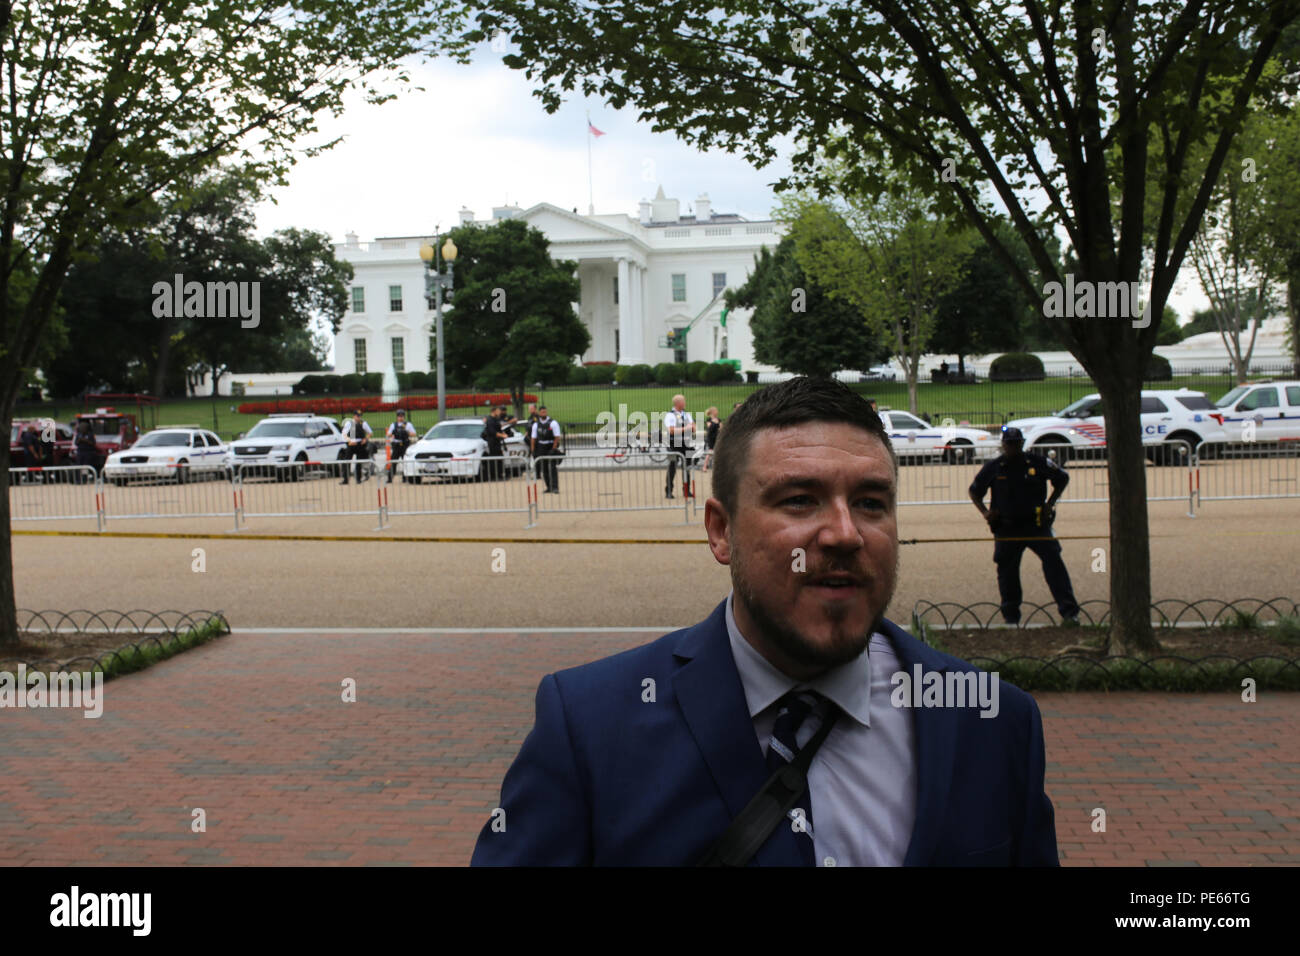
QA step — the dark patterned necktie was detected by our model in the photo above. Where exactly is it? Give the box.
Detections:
[764,690,830,866]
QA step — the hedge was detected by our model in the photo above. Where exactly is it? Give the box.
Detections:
[616,364,652,386]
[237,394,538,415]
[989,352,1046,381]
[704,362,740,383]
[1146,353,1173,381]
[654,362,685,385]
[685,361,710,383]
[585,364,617,384]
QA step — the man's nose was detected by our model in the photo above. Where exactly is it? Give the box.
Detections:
[816,496,864,549]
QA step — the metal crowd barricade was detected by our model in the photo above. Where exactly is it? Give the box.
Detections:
[893,441,1196,516]
[384,454,532,524]
[1194,439,1300,504]
[235,459,388,528]
[7,466,103,530]
[531,451,695,525]
[101,463,242,530]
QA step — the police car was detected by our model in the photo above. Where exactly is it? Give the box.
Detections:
[1214,380,1300,442]
[103,427,229,484]
[877,410,999,463]
[401,418,529,482]
[1005,388,1229,463]
[226,414,348,480]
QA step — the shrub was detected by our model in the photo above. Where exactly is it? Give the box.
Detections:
[585,363,616,385]
[294,374,326,395]
[338,373,362,392]
[989,353,1045,381]
[704,362,739,383]
[685,361,710,383]
[408,370,431,390]
[1145,353,1173,381]
[567,364,589,385]
[616,364,652,386]
[654,362,685,385]
[361,372,382,392]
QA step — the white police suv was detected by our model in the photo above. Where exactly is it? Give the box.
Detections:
[877,410,999,463]
[1005,388,1229,462]
[1214,380,1300,441]
[402,418,528,482]
[103,427,229,484]
[226,414,348,480]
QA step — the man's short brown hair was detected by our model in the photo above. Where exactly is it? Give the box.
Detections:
[711,377,895,516]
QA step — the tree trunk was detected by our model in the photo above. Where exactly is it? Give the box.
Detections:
[1092,365,1159,654]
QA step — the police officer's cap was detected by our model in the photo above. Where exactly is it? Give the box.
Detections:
[395,409,405,417]
[1000,426,1025,443]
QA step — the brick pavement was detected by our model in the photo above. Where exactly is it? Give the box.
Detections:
[0,629,1296,866]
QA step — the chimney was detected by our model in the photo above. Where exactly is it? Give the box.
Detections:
[344,230,360,247]
[650,185,679,223]
[458,207,475,224]
[638,199,652,224]
[695,193,711,222]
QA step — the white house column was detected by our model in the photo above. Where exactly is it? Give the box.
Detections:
[617,257,632,364]
[628,262,647,364]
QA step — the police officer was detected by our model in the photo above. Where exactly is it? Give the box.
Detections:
[73,417,98,482]
[339,409,373,484]
[385,409,417,483]
[18,422,43,483]
[969,426,1080,626]
[531,405,563,493]
[664,394,695,499]
[481,405,510,480]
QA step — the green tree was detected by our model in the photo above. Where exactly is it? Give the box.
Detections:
[777,174,973,414]
[440,218,590,415]
[725,236,886,379]
[469,0,1300,652]
[0,0,471,642]
[1156,306,1184,346]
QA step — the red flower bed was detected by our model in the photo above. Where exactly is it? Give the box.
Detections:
[237,394,538,416]
[582,360,615,366]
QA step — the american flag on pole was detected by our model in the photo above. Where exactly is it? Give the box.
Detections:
[588,121,606,137]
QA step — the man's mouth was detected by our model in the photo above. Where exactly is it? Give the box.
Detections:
[807,572,863,593]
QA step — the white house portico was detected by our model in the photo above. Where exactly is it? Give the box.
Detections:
[332,188,783,377]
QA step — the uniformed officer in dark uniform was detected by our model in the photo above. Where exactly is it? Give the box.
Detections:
[385,409,417,483]
[73,418,98,482]
[969,426,1080,626]
[530,405,562,493]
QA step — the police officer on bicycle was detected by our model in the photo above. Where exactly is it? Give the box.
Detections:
[969,426,1080,626]
[385,409,417,483]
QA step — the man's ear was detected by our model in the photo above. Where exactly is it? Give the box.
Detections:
[704,498,732,566]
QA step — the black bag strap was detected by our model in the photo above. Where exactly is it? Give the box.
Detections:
[696,706,839,867]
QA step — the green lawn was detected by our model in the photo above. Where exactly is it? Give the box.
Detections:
[14,369,1265,441]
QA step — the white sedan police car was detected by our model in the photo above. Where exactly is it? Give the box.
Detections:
[226,414,348,480]
[877,410,999,463]
[401,418,529,482]
[1006,389,1229,462]
[103,427,229,484]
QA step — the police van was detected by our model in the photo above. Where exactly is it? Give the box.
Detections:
[1005,388,1229,463]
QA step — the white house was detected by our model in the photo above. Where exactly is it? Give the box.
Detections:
[330,188,784,377]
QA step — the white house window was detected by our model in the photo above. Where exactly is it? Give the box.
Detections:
[391,337,405,373]
[671,274,686,302]
[354,338,368,374]
[712,272,726,299]
[389,284,403,312]
[351,287,365,313]
[613,275,619,304]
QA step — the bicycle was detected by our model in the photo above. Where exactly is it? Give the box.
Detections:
[607,432,672,464]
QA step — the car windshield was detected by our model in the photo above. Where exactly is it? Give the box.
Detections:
[1215,386,1249,408]
[424,422,483,441]
[246,421,309,438]
[1057,397,1102,418]
[135,431,192,448]
[1175,395,1215,411]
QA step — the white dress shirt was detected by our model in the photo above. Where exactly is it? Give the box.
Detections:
[724,591,918,866]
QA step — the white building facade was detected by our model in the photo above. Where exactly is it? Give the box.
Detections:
[331,188,783,377]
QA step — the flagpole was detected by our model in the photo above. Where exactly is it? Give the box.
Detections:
[586,110,594,215]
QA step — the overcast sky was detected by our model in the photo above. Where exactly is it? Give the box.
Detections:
[253,42,1209,341]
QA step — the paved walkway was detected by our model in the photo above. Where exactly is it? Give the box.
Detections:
[1,629,1296,866]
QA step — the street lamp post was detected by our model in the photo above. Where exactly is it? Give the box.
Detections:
[420,232,459,422]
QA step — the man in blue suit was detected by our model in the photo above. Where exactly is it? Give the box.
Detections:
[472,377,1058,866]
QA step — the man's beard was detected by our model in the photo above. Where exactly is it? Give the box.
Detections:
[731,534,897,672]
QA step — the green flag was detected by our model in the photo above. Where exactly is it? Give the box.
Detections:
[720,308,728,328]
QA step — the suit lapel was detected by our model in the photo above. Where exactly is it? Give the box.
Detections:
[880,619,960,867]
[671,600,805,866]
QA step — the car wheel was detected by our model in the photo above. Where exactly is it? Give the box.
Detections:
[1034,435,1071,463]
[111,477,124,487]
[944,439,973,465]
[175,460,189,484]
[292,454,306,482]
[477,459,488,482]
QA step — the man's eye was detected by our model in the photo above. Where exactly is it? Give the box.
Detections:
[781,494,814,506]
[857,497,887,511]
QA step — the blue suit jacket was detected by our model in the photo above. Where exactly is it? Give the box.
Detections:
[471,601,1058,866]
